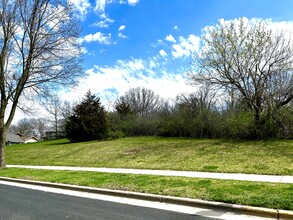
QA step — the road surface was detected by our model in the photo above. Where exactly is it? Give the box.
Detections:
[0,183,217,220]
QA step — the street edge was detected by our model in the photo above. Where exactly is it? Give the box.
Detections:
[0,176,292,220]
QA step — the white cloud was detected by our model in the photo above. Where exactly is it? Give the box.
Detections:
[171,34,200,59]
[118,32,128,39]
[80,47,88,54]
[165,34,176,43]
[118,25,127,38]
[71,0,140,19]
[69,0,91,19]
[119,0,140,6]
[118,25,126,31]
[172,44,187,58]
[92,17,115,28]
[94,0,107,17]
[60,57,195,108]
[150,39,167,48]
[81,32,112,44]
[117,59,145,72]
[127,0,140,6]
[159,49,167,57]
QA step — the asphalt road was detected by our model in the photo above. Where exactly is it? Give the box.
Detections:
[0,184,218,220]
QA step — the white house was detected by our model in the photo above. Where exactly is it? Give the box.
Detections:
[6,133,38,145]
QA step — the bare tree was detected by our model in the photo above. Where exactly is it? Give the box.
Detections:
[61,100,74,120]
[9,117,49,139]
[189,18,293,139]
[115,87,163,117]
[9,118,34,136]
[177,85,217,114]
[44,95,63,139]
[0,0,83,167]
[31,117,49,140]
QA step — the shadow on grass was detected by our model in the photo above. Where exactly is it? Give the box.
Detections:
[46,139,71,146]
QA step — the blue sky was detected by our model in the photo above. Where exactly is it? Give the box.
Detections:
[80,0,293,65]
[65,0,293,107]
[14,0,293,121]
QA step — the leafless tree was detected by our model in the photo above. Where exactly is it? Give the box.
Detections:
[44,95,63,139]
[61,100,74,119]
[116,87,163,117]
[31,117,49,140]
[189,18,293,138]
[9,117,49,139]
[0,0,83,167]
[9,118,34,136]
[177,85,217,114]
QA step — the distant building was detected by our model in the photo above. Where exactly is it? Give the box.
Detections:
[6,133,38,145]
[43,131,66,140]
[6,133,25,145]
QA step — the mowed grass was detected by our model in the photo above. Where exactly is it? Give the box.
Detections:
[5,137,293,175]
[0,168,293,210]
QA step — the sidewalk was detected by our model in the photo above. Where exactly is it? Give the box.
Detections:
[7,165,293,184]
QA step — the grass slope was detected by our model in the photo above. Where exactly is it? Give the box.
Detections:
[6,137,293,175]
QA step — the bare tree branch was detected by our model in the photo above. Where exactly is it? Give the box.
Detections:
[0,0,83,167]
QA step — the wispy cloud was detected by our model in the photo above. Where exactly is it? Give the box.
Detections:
[92,17,115,28]
[118,25,126,31]
[94,0,108,17]
[95,0,140,17]
[119,0,140,6]
[81,32,112,44]
[127,0,140,6]
[165,34,176,43]
[173,26,179,31]
[69,0,91,19]
[60,57,194,108]
[159,49,167,57]
[118,25,127,38]
[118,32,128,39]
[171,34,200,59]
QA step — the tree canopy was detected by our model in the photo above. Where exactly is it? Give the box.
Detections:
[189,17,293,139]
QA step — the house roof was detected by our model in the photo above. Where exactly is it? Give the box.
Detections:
[6,133,25,143]
[22,136,39,141]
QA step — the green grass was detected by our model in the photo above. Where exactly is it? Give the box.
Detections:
[0,168,293,210]
[5,137,293,175]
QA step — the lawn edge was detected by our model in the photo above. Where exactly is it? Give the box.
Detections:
[0,176,292,219]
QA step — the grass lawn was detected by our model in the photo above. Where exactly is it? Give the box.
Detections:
[5,137,293,175]
[0,168,293,210]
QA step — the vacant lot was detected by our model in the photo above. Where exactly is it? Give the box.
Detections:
[6,137,293,175]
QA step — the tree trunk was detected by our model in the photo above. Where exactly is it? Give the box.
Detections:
[254,108,263,140]
[0,127,7,168]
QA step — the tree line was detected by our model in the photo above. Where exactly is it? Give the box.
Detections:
[109,85,293,140]
[14,84,292,142]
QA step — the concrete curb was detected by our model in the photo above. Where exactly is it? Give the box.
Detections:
[0,177,292,219]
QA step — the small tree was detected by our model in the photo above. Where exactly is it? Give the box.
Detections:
[44,95,63,139]
[65,91,108,142]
